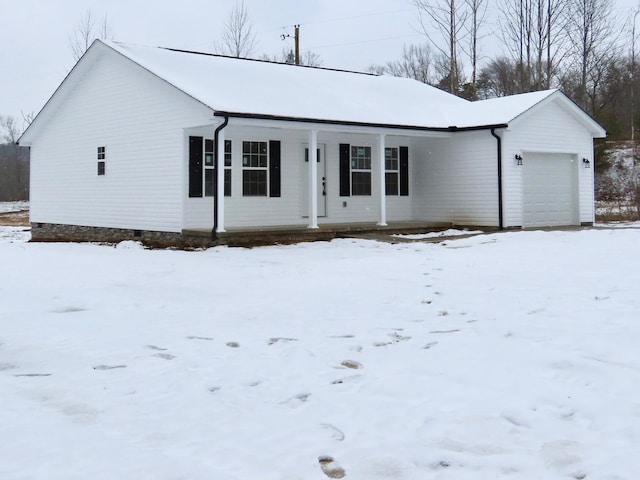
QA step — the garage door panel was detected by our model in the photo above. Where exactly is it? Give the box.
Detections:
[523,154,577,227]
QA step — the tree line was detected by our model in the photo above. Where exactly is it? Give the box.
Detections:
[370,0,638,142]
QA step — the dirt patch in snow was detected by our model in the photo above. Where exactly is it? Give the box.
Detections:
[0,209,29,226]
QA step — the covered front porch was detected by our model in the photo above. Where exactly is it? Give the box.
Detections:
[182,116,503,240]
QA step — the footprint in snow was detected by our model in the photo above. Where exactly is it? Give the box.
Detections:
[226,341,240,348]
[328,334,355,339]
[423,341,439,349]
[429,329,460,334]
[14,373,52,377]
[153,353,176,360]
[282,392,311,405]
[93,364,127,370]
[374,332,411,347]
[208,386,221,393]
[390,332,411,341]
[331,374,362,385]
[340,360,363,369]
[51,306,87,313]
[320,423,345,442]
[268,337,298,345]
[146,345,168,351]
[187,335,213,341]
[319,456,346,479]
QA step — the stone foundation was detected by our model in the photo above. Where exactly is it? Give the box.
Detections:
[30,223,213,249]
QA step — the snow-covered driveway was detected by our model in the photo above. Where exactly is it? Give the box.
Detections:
[1,228,639,479]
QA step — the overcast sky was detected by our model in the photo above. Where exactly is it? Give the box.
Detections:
[1,0,637,130]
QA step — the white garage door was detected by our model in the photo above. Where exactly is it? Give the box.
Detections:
[523,153,577,227]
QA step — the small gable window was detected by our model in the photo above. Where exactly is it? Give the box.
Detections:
[97,146,106,176]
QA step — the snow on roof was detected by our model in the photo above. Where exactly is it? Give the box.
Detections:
[107,41,472,129]
[23,40,601,138]
[449,89,557,128]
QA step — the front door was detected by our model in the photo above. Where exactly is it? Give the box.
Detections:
[301,145,326,217]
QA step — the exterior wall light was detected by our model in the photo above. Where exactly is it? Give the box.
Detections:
[515,154,523,166]
[583,158,591,168]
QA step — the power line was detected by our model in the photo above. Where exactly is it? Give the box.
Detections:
[308,33,422,51]
[298,8,413,27]
[257,8,413,34]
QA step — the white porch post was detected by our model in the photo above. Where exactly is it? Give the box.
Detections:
[308,129,319,229]
[377,133,387,226]
[216,129,226,233]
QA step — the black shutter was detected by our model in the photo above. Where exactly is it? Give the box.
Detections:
[189,136,203,197]
[269,140,281,197]
[339,143,350,196]
[399,146,409,196]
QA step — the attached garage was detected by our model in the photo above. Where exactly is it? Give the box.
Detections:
[522,153,578,227]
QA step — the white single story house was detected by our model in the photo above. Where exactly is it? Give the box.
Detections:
[19,39,606,246]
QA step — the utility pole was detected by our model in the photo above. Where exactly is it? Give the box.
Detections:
[281,24,300,65]
[632,10,639,145]
[295,25,300,65]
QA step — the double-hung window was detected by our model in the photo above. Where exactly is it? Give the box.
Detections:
[189,136,279,199]
[351,146,371,196]
[242,141,268,196]
[385,147,399,195]
[204,139,215,196]
[203,139,232,197]
[224,140,232,196]
[97,146,106,175]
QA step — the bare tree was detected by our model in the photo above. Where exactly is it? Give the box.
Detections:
[498,0,568,91]
[301,51,323,67]
[21,111,35,130]
[563,0,621,112]
[0,115,21,144]
[216,0,257,58]
[464,0,489,97]
[261,49,322,66]
[0,117,29,201]
[69,10,113,61]
[369,43,435,84]
[477,57,523,97]
[414,0,467,93]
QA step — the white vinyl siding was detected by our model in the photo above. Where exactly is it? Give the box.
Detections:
[29,46,213,233]
[412,131,499,226]
[502,98,595,227]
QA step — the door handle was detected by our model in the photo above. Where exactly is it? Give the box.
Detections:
[322,177,326,196]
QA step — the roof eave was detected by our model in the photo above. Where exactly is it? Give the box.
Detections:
[213,110,508,133]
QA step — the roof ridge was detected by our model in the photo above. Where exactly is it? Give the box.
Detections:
[111,41,378,77]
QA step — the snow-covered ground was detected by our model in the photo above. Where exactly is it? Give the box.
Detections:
[1,228,640,479]
[393,228,484,240]
[0,226,30,242]
[0,201,29,213]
